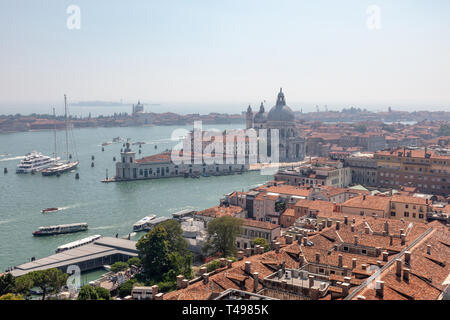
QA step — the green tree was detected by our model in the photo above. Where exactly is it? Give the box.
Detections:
[118,280,134,298]
[137,225,172,280]
[137,224,192,283]
[275,201,286,213]
[206,260,221,273]
[110,261,129,273]
[204,216,243,257]
[252,238,270,252]
[0,273,16,295]
[127,257,142,268]
[13,275,34,298]
[22,268,68,300]
[77,285,99,300]
[159,220,188,254]
[95,287,111,300]
[0,293,23,300]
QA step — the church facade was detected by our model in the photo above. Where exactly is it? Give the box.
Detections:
[245,89,306,163]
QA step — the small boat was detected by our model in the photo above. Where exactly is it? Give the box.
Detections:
[133,215,157,232]
[102,142,112,147]
[41,208,59,213]
[32,223,88,236]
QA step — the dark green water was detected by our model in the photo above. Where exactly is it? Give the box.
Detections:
[0,124,270,271]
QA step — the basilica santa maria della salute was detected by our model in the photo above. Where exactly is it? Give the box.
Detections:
[245,88,306,163]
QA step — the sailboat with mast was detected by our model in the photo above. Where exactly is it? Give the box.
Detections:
[42,95,79,176]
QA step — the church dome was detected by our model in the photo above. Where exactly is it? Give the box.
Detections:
[267,88,295,122]
[253,102,267,123]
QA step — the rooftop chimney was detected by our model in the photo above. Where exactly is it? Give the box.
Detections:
[354,235,359,245]
[303,237,308,246]
[403,268,410,282]
[352,258,357,269]
[202,273,209,284]
[390,236,393,246]
[396,259,402,277]
[375,280,384,298]
[253,272,259,293]
[364,226,370,234]
[286,235,293,244]
[344,216,348,225]
[309,275,315,288]
[382,251,389,262]
[182,279,189,289]
[327,219,332,228]
[176,275,185,289]
[384,221,389,234]
[275,242,281,253]
[336,221,340,230]
[200,266,207,275]
[352,217,356,224]
[245,247,252,257]
[298,235,303,245]
[351,224,355,232]
[220,257,226,267]
[341,282,350,296]
[237,250,244,260]
[338,254,343,267]
[151,285,159,300]
[404,251,411,266]
[245,261,252,274]
[401,233,406,246]
[427,244,431,255]
[227,259,233,269]
[315,252,320,264]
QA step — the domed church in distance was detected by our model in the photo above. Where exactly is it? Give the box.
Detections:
[245,88,306,163]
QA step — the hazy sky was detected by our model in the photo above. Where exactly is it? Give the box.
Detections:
[1,0,450,113]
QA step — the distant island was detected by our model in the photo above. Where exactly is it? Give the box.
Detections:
[71,101,160,107]
[71,101,126,107]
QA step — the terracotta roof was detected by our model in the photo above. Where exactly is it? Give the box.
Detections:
[341,195,390,212]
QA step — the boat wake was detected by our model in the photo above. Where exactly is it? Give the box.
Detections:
[0,219,15,225]
[0,156,25,162]
[90,225,118,230]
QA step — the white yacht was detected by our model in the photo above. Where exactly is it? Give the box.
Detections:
[16,152,60,174]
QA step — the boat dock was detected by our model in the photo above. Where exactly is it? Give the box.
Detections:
[9,237,138,277]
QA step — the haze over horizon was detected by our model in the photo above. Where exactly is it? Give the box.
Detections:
[1,0,450,114]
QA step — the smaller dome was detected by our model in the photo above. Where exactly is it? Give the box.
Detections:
[253,102,267,123]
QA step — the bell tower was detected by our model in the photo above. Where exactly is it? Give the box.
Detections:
[246,104,253,129]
